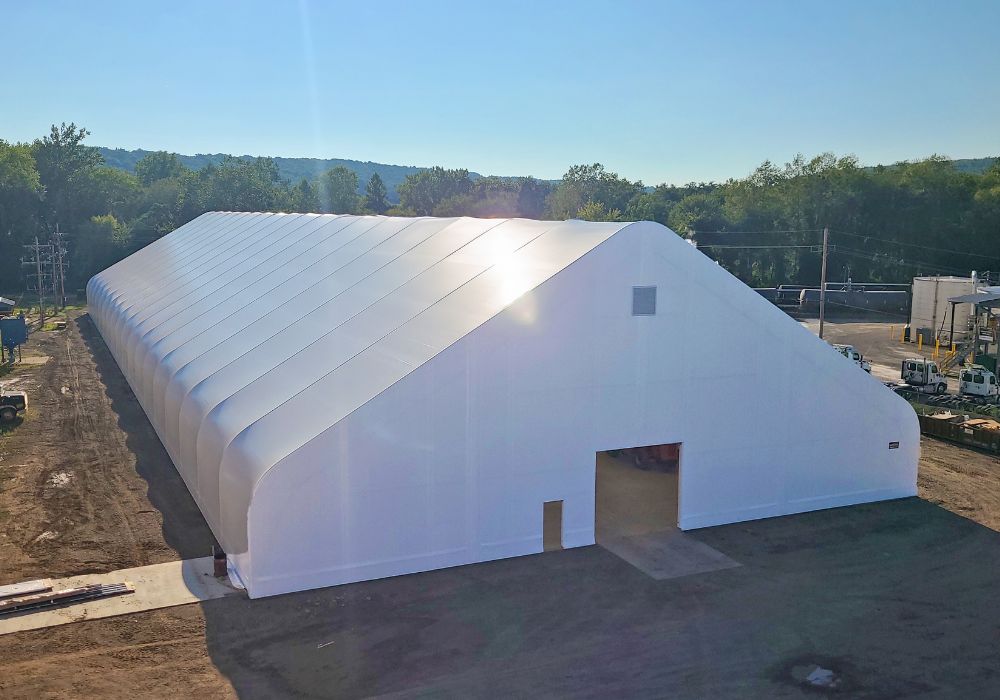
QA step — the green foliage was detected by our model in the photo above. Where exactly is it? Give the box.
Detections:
[179,157,290,219]
[72,214,126,281]
[363,173,389,214]
[0,140,43,283]
[397,167,472,216]
[545,163,643,220]
[97,147,427,203]
[576,200,622,222]
[431,176,553,218]
[32,122,104,227]
[318,166,360,214]
[80,167,142,220]
[680,153,1000,286]
[134,151,187,185]
[3,123,1000,300]
[290,178,319,213]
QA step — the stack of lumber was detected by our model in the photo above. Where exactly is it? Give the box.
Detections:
[0,579,133,616]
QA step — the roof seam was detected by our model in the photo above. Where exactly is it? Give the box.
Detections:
[133,214,354,345]
[246,220,633,496]
[230,218,617,461]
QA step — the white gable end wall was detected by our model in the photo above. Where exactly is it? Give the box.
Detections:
[237,221,918,598]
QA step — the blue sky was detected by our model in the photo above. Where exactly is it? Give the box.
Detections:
[4,0,999,184]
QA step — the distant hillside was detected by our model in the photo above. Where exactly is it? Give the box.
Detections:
[97,147,485,202]
[951,157,999,174]
[97,148,999,202]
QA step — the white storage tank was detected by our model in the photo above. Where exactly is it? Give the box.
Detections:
[909,275,976,340]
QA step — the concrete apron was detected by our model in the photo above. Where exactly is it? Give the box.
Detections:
[0,557,242,636]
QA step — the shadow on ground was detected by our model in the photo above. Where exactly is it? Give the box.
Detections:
[76,313,216,559]
[72,312,1000,697]
[199,497,1000,698]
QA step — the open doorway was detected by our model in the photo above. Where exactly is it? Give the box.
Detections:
[595,444,740,580]
[595,443,679,543]
[543,500,563,551]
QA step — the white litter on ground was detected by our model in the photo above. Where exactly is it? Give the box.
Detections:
[806,666,838,687]
[0,557,242,636]
[47,472,72,487]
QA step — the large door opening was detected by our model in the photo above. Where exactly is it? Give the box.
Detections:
[596,443,680,543]
[595,443,739,580]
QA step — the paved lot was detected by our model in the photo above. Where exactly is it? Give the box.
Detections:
[800,318,940,383]
[2,312,1000,698]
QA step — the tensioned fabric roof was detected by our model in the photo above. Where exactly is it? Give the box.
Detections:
[88,212,630,553]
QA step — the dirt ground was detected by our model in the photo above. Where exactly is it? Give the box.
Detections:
[918,434,1000,529]
[0,310,214,581]
[2,312,1000,698]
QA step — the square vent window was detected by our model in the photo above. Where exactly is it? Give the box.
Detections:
[632,286,657,315]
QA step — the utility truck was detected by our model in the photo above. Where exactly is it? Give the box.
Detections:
[833,344,872,373]
[959,365,1000,403]
[901,358,948,394]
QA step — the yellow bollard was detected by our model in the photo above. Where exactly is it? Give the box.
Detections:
[952,342,956,353]
[918,335,923,351]
[935,339,940,359]
[900,327,905,343]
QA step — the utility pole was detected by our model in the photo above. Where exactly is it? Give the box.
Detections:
[51,225,68,308]
[22,237,52,327]
[818,226,829,339]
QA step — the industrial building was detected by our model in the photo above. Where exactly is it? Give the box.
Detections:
[87,212,919,598]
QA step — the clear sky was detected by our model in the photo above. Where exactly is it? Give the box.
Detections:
[4,0,999,184]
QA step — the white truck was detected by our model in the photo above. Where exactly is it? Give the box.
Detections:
[901,358,948,394]
[959,365,1000,403]
[833,344,872,373]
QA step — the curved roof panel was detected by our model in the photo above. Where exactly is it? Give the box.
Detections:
[88,212,629,551]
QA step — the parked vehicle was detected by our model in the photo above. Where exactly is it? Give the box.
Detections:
[0,388,27,423]
[901,358,948,394]
[833,344,872,373]
[959,365,1000,403]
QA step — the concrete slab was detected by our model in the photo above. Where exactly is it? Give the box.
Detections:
[0,580,51,599]
[0,557,242,636]
[600,528,741,580]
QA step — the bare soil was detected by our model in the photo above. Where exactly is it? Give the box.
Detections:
[1,312,999,699]
[918,434,1000,529]
[0,310,214,581]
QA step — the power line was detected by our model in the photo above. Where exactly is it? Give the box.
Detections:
[696,240,978,278]
[693,228,823,235]
[833,229,999,261]
[833,247,974,277]
[693,227,995,264]
[696,244,819,250]
[821,299,908,319]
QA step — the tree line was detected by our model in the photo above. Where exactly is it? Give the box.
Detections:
[1,122,998,295]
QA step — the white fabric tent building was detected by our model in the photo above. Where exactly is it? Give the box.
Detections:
[87,212,918,598]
